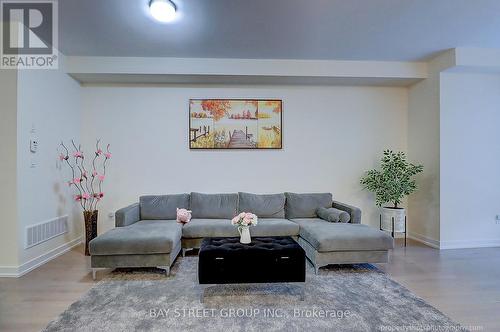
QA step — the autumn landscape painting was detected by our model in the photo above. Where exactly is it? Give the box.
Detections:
[189,99,282,149]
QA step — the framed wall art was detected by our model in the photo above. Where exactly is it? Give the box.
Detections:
[189,99,282,149]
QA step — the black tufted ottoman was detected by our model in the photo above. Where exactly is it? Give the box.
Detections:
[198,237,305,301]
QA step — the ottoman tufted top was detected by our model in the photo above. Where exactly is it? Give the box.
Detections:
[200,236,302,254]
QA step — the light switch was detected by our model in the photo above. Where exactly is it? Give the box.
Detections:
[30,124,38,153]
[30,139,38,153]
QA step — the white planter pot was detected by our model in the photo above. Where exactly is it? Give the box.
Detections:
[380,207,406,233]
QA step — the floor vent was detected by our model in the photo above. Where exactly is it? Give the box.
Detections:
[26,215,68,249]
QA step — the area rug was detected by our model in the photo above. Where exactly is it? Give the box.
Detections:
[43,257,466,332]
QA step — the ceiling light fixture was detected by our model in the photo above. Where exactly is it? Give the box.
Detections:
[149,0,177,23]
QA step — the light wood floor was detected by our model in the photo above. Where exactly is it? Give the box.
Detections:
[0,240,499,332]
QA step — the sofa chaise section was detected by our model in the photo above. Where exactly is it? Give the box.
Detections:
[89,194,188,279]
[293,219,394,273]
[284,192,394,273]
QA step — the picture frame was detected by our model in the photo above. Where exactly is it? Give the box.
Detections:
[189,99,283,150]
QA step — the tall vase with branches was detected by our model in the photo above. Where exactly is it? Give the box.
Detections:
[59,140,111,256]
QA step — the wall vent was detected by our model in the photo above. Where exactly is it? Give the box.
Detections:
[25,215,68,249]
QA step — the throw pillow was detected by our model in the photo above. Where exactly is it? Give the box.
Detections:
[316,207,350,223]
[176,208,192,224]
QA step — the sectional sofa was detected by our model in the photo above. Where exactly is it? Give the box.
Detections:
[89,192,394,279]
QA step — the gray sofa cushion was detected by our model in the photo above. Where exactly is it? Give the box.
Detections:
[190,192,238,219]
[182,219,238,238]
[251,218,300,237]
[182,218,300,238]
[238,192,285,218]
[316,207,350,223]
[139,194,190,220]
[285,192,333,219]
[89,220,182,255]
[292,218,394,252]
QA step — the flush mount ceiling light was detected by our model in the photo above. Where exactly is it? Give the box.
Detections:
[149,0,177,23]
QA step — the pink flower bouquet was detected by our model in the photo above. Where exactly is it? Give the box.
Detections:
[231,212,258,227]
[232,212,258,244]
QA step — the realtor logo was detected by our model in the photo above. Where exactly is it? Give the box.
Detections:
[1,0,58,69]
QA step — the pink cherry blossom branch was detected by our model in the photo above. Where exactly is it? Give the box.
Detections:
[72,140,93,210]
[89,139,101,209]
[71,140,88,210]
[91,140,104,211]
[60,139,110,212]
[93,144,110,211]
[60,142,85,210]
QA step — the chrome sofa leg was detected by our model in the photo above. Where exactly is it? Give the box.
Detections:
[157,266,170,277]
[314,265,320,275]
[92,268,97,280]
[299,284,305,301]
[182,248,186,257]
[199,285,209,304]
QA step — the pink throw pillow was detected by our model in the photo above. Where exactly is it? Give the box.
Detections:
[176,208,192,224]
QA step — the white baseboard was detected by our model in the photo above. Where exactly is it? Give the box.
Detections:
[408,231,500,250]
[0,237,82,278]
[439,239,500,249]
[408,232,440,249]
[0,265,19,277]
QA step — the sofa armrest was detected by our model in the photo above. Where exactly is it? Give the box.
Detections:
[332,201,362,224]
[115,203,140,227]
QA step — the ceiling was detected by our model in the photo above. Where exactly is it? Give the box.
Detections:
[59,0,500,61]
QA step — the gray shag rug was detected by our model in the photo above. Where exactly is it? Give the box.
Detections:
[44,257,465,332]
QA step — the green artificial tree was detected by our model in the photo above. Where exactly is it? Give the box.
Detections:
[360,150,424,208]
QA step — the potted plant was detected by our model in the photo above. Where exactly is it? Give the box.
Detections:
[360,150,423,233]
[59,140,111,256]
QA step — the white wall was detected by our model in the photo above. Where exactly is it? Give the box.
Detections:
[16,56,82,267]
[81,84,408,233]
[407,68,441,247]
[407,49,500,249]
[0,69,20,271]
[407,51,457,248]
[440,72,500,248]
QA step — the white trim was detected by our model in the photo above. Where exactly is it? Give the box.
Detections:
[67,56,428,78]
[0,237,82,278]
[66,56,427,85]
[408,231,500,250]
[408,231,440,249]
[0,265,19,277]
[439,239,500,250]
